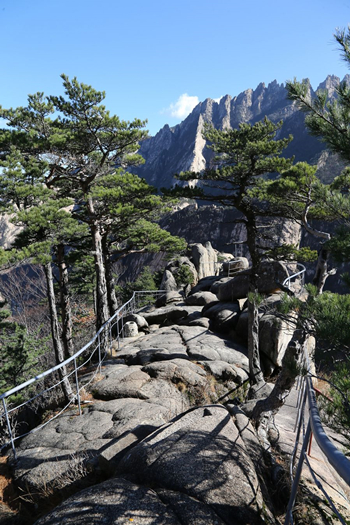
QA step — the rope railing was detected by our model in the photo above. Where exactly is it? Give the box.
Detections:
[0,290,165,459]
[284,339,350,524]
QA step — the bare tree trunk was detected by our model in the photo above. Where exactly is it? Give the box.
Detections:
[57,244,74,358]
[102,234,119,315]
[87,198,110,331]
[302,207,332,295]
[313,246,331,294]
[44,262,73,403]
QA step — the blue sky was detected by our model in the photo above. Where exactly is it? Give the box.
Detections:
[1,0,350,136]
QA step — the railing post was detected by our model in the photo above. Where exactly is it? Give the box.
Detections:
[108,321,112,350]
[2,398,16,460]
[74,358,82,416]
[284,420,312,525]
[117,314,120,351]
[98,333,102,374]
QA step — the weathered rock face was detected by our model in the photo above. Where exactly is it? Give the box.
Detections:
[0,214,22,249]
[190,241,217,280]
[35,477,184,525]
[133,76,347,190]
[217,261,290,301]
[234,293,296,373]
[160,269,178,291]
[185,291,218,305]
[116,405,268,525]
[223,257,249,275]
[123,321,138,337]
[33,407,270,525]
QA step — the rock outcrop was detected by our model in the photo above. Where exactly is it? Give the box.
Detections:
[5,264,305,524]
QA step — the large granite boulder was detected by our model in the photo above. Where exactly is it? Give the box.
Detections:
[116,405,268,525]
[190,242,217,280]
[217,261,290,301]
[259,314,296,371]
[160,269,178,292]
[185,291,217,306]
[223,257,249,275]
[92,365,151,400]
[142,358,207,387]
[156,291,183,307]
[202,301,241,332]
[176,325,249,374]
[189,275,222,294]
[166,256,198,287]
[234,294,296,373]
[216,273,250,301]
[141,305,189,325]
[34,477,183,525]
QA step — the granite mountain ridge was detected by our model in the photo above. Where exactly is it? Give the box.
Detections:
[134,75,350,188]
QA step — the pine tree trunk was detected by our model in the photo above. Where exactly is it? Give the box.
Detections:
[251,333,302,424]
[247,279,265,392]
[44,262,73,403]
[87,198,110,331]
[57,244,74,358]
[102,234,119,315]
[245,219,265,394]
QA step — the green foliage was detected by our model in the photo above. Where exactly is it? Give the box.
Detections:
[0,300,47,399]
[341,272,350,289]
[174,118,293,206]
[116,266,157,304]
[247,292,264,306]
[287,50,350,163]
[285,29,350,267]
[264,244,318,262]
[307,289,350,350]
[279,286,350,350]
[0,325,44,393]
[319,361,350,438]
[325,225,350,262]
[0,74,185,337]
[175,264,195,287]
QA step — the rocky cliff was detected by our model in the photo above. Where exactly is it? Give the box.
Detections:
[134,75,350,189]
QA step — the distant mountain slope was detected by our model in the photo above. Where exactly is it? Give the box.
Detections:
[134,75,349,188]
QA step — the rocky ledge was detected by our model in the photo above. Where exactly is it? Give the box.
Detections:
[4,265,303,524]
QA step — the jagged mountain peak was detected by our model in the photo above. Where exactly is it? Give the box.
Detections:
[317,74,341,96]
[135,77,342,189]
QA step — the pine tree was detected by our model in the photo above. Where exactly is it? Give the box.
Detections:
[166,117,294,392]
[286,28,350,274]
[0,294,44,400]
[0,75,184,335]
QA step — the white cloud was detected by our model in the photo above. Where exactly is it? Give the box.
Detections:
[162,93,199,119]
[213,96,223,103]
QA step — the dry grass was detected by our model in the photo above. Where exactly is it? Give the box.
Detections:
[0,455,21,515]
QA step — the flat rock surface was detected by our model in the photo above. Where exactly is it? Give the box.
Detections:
[116,405,266,525]
[175,325,249,370]
[34,477,183,525]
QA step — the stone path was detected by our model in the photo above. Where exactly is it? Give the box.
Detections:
[275,386,350,522]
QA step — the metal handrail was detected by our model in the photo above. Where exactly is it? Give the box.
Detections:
[282,262,306,290]
[0,290,165,458]
[285,339,350,524]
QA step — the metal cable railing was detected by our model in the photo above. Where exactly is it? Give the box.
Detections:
[284,340,350,524]
[0,290,165,459]
[282,262,306,291]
